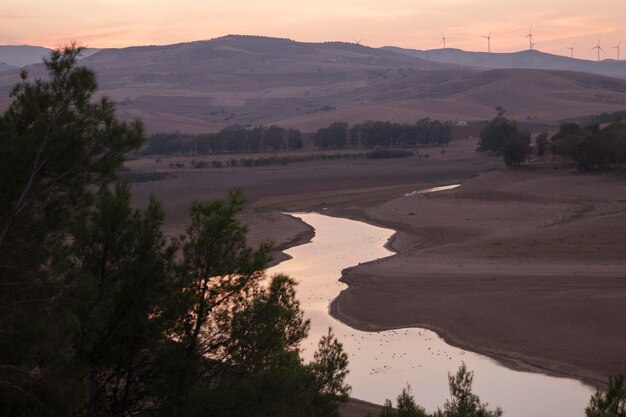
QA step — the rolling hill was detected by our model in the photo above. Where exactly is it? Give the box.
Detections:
[0,62,16,73]
[1,36,625,133]
[0,45,100,67]
[0,45,52,67]
[384,47,626,80]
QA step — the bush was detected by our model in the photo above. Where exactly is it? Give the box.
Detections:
[478,116,518,154]
[503,132,532,167]
[366,149,414,159]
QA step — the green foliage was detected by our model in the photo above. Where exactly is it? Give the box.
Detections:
[65,183,175,416]
[146,119,453,155]
[375,365,501,417]
[189,150,413,170]
[591,110,626,125]
[355,119,452,148]
[0,46,351,417]
[586,375,626,417]
[228,274,309,372]
[287,128,304,149]
[477,116,518,154]
[551,122,626,171]
[145,125,303,155]
[380,399,396,417]
[535,132,550,156]
[365,149,414,159]
[314,122,349,149]
[503,132,532,167]
[310,329,351,416]
[0,45,145,416]
[395,385,428,417]
[442,364,502,417]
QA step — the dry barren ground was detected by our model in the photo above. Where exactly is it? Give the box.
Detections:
[328,167,626,386]
[125,137,626,393]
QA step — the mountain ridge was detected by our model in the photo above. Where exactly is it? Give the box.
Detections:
[383,46,626,80]
[0,36,625,133]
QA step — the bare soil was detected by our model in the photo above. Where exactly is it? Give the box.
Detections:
[126,137,626,392]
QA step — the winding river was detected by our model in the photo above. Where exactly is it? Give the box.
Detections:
[267,204,594,416]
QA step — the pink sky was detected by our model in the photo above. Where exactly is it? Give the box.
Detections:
[1,0,624,60]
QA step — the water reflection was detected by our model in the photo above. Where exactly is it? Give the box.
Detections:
[268,212,592,417]
[404,184,461,197]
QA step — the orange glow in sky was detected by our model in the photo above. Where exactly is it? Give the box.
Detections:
[1,0,625,60]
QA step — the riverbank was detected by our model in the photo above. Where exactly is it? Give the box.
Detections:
[126,138,625,394]
[323,167,626,388]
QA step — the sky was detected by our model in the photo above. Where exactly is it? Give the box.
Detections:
[1,0,625,61]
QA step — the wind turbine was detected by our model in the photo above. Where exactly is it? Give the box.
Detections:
[353,38,363,46]
[613,42,621,61]
[524,28,534,50]
[530,41,538,51]
[591,39,603,62]
[566,43,575,59]
[483,32,492,53]
[440,34,447,49]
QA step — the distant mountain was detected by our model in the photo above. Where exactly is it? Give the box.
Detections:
[0,61,16,73]
[0,45,52,67]
[0,45,100,67]
[1,35,625,133]
[384,47,626,80]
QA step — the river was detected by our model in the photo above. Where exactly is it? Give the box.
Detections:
[267,209,594,416]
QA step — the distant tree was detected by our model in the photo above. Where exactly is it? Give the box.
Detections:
[585,374,626,417]
[535,132,550,156]
[550,123,587,159]
[477,117,518,154]
[327,122,348,149]
[503,132,532,167]
[248,126,263,152]
[494,106,507,117]
[264,125,286,151]
[287,128,303,149]
[349,125,360,146]
[551,121,626,171]
[428,120,453,146]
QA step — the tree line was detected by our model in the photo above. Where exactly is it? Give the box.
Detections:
[143,119,453,155]
[368,365,625,417]
[590,110,626,126]
[185,149,414,169]
[0,46,349,417]
[144,125,304,155]
[551,121,626,171]
[314,120,452,149]
[477,116,626,171]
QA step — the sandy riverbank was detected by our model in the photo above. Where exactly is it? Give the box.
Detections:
[325,167,626,387]
[126,138,625,393]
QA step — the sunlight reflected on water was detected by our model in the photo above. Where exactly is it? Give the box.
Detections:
[268,212,593,416]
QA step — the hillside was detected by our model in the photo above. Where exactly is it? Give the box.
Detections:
[1,36,626,132]
[0,45,53,67]
[0,45,100,67]
[384,47,626,80]
[0,62,16,73]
